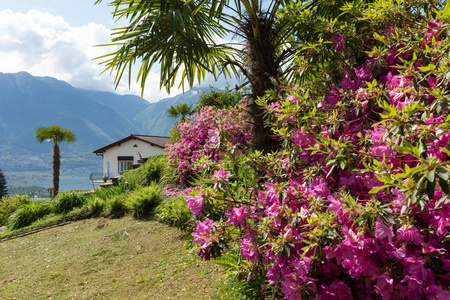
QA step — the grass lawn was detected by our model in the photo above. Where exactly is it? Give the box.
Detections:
[0,217,223,299]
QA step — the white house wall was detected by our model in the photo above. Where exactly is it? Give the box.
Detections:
[102,139,166,178]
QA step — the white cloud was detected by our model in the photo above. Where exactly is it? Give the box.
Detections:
[0,9,181,102]
[0,9,240,102]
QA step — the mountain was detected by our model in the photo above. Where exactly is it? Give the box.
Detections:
[134,87,209,136]
[81,90,150,121]
[0,72,205,172]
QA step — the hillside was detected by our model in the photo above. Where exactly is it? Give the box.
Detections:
[0,217,223,299]
[0,72,206,172]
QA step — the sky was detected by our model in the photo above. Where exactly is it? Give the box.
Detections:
[0,0,234,102]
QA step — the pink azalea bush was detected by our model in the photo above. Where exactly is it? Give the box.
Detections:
[163,2,450,299]
[166,100,252,183]
[180,13,450,300]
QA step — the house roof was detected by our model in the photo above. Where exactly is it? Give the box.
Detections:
[93,134,170,154]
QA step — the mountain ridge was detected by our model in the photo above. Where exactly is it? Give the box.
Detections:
[0,72,207,172]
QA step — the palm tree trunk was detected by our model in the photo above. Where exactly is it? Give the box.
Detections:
[244,13,280,152]
[52,143,60,197]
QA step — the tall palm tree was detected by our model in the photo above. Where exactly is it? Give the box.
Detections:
[95,0,297,151]
[166,103,196,122]
[35,125,76,197]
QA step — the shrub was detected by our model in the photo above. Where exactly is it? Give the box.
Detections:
[88,197,105,216]
[121,155,168,190]
[52,191,87,214]
[125,183,162,218]
[95,182,125,200]
[174,3,450,299]
[0,194,31,226]
[212,250,265,300]
[156,196,194,232]
[166,100,252,183]
[8,202,52,230]
[120,168,145,190]
[196,87,244,110]
[142,154,167,184]
[107,195,127,218]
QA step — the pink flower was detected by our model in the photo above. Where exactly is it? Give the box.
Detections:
[225,206,249,228]
[213,167,232,184]
[354,65,372,80]
[239,237,258,262]
[184,186,204,216]
[287,94,299,104]
[330,33,346,52]
[375,272,394,300]
[375,219,392,243]
[397,226,424,245]
[192,218,216,259]
[291,128,315,148]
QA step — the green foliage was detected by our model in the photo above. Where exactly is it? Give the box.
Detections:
[35,125,77,197]
[52,191,88,214]
[121,155,168,189]
[142,155,168,184]
[125,184,162,218]
[197,87,244,111]
[7,201,52,230]
[34,125,76,145]
[88,197,105,216]
[156,196,194,232]
[106,195,127,218]
[1,206,92,239]
[212,250,265,300]
[166,103,196,122]
[0,194,31,226]
[95,182,126,200]
[120,168,145,190]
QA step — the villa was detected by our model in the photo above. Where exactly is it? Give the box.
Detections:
[93,134,170,179]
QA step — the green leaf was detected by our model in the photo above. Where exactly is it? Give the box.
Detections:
[439,177,450,195]
[411,175,425,205]
[394,173,407,179]
[418,64,436,72]
[435,196,447,209]
[283,244,291,258]
[445,0,450,16]
[427,170,436,183]
[369,185,389,194]
[436,169,449,181]
[427,179,436,201]
[411,164,426,174]
[394,146,410,154]
[439,147,450,157]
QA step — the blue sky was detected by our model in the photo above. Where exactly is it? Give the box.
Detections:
[0,1,115,27]
[0,1,234,102]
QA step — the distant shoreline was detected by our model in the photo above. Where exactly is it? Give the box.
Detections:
[5,171,97,192]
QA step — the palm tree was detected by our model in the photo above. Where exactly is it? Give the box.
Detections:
[95,0,297,151]
[166,103,196,122]
[35,125,76,197]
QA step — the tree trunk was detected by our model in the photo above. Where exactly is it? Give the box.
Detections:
[52,144,60,197]
[244,13,280,152]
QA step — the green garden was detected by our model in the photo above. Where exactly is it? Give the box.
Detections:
[3,0,450,298]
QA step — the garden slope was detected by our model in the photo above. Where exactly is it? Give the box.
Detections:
[0,217,222,299]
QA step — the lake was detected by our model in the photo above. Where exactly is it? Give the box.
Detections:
[34,172,97,191]
[6,171,98,191]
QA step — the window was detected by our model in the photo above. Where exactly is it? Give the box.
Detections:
[117,156,133,174]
